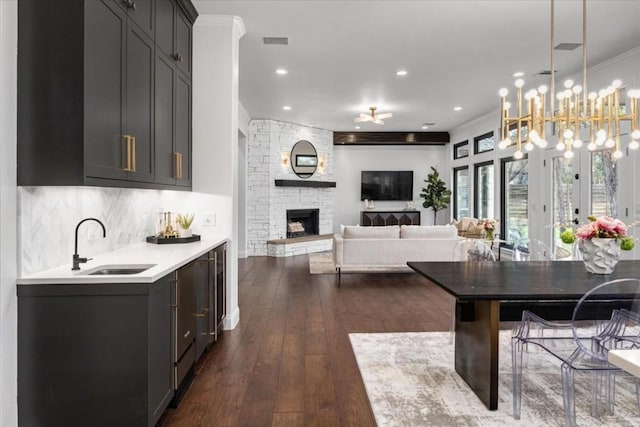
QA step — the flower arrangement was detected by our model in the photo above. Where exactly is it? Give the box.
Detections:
[480,218,498,231]
[560,215,635,251]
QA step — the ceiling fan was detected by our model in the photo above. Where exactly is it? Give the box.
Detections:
[354,106,393,125]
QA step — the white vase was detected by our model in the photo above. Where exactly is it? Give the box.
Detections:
[578,238,620,274]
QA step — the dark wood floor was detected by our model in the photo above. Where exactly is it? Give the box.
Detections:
[159,254,452,426]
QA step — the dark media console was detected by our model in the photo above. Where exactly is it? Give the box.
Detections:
[361,210,421,226]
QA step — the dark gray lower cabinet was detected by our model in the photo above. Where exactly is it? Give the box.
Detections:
[18,275,174,427]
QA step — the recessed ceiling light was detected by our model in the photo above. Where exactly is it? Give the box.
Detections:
[396,70,408,76]
[454,106,462,111]
[513,71,525,78]
[355,126,361,129]
[283,106,292,111]
[421,125,429,130]
[276,68,288,75]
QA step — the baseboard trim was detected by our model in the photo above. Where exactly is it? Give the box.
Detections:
[223,306,240,330]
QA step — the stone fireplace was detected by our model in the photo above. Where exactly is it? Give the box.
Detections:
[246,119,334,256]
[286,209,319,238]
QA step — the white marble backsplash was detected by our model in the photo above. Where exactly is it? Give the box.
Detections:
[18,186,231,276]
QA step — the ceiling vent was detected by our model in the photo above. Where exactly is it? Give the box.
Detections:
[263,37,289,45]
[555,42,582,51]
[537,70,557,76]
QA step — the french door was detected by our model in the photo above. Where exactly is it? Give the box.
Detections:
[546,148,620,254]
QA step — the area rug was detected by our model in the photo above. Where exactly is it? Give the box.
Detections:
[308,252,413,275]
[349,331,640,426]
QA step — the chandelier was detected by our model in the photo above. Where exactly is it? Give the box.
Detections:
[498,0,640,160]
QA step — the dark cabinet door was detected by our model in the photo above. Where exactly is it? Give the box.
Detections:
[85,0,128,181]
[125,23,155,183]
[175,72,191,187]
[175,8,192,77]
[215,245,226,337]
[154,53,177,185]
[175,265,196,361]
[194,254,210,360]
[116,0,154,37]
[148,273,174,425]
[155,0,175,59]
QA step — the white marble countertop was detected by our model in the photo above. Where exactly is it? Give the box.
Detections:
[608,349,640,378]
[17,238,227,285]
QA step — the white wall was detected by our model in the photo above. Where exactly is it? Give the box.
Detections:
[333,145,450,229]
[0,1,18,424]
[193,15,245,330]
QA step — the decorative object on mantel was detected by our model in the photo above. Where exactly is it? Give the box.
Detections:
[561,215,635,274]
[420,167,451,225]
[274,179,336,188]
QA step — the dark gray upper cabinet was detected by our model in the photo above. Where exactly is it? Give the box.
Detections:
[114,0,154,37]
[154,51,191,187]
[156,0,193,79]
[17,0,196,190]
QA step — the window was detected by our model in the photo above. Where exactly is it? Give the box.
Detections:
[453,167,469,220]
[552,156,575,253]
[501,156,528,246]
[474,131,494,154]
[474,161,494,219]
[591,150,618,217]
[453,140,469,159]
[507,123,528,146]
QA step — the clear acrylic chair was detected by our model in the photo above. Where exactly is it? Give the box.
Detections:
[449,239,496,342]
[512,278,640,426]
[515,238,557,261]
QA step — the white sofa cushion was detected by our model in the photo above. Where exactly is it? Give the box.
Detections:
[343,225,399,239]
[400,225,457,239]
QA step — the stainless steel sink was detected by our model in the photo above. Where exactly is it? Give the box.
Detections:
[81,264,156,275]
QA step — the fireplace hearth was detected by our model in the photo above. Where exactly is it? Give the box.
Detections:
[286,209,319,238]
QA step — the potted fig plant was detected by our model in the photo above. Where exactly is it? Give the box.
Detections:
[420,167,451,225]
[176,213,195,238]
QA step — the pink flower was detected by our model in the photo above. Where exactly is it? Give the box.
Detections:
[613,219,628,236]
[595,216,618,235]
[576,223,597,240]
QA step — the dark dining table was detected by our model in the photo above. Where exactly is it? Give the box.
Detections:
[407,260,640,411]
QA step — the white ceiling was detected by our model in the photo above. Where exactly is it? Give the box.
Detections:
[193,0,640,133]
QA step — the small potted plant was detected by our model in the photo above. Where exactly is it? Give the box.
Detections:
[176,213,195,238]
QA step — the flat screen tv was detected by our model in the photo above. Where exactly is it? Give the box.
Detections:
[360,171,413,201]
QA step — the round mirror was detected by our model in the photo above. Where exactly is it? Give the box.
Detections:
[290,140,318,178]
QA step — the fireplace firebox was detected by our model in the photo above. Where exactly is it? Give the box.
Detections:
[286,209,319,238]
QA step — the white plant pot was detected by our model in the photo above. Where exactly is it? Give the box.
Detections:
[179,228,192,238]
[578,238,620,274]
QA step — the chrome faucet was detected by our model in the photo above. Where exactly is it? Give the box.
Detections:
[72,218,106,270]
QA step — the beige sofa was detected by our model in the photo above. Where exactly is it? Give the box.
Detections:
[333,225,461,276]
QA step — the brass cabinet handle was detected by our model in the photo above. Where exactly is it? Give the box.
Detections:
[123,135,136,172]
[131,136,136,172]
[173,152,179,179]
[174,152,183,180]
